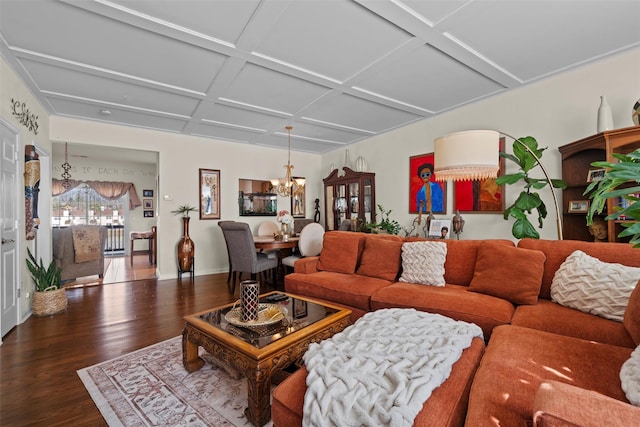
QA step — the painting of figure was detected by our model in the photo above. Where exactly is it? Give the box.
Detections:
[409,153,446,214]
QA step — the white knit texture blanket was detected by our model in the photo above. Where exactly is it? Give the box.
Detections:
[302,308,483,427]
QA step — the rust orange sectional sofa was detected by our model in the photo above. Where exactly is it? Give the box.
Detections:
[272,231,640,426]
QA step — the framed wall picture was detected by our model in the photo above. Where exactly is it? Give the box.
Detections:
[143,198,153,209]
[409,152,446,214]
[143,189,153,197]
[453,137,505,213]
[199,168,220,220]
[568,200,590,213]
[143,210,154,218]
[291,177,306,218]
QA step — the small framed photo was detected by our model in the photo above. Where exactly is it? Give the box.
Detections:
[428,219,452,239]
[293,299,308,319]
[568,200,590,213]
[587,168,606,182]
[143,198,153,209]
[143,189,154,197]
[143,210,154,218]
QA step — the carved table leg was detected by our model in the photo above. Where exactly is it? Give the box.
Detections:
[182,327,205,373]
[245,365,272,427]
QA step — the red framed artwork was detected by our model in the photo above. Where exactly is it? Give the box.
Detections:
[409,152,446,214]
[453,137,505,213]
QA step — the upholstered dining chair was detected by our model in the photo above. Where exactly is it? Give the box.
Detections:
[217,220,236,285]
[282,222,325,273]
[219,221,277,294]
[257,221,279,237]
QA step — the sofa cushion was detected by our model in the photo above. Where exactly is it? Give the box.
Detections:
[469,242,545,305]
[285,271,392,312]
[512,300,635,348]
[399,241,447,286]
[518,238,640,299]
[272,338,486,427]
[371,282,515,339]
[624,281,640,345]
[466,325,633,426]
[550,250,640,322]
[620,344,640,406]
[316,232,364,274]
[356,237,402,281]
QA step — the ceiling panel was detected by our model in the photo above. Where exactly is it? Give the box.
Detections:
[254,0,411,82]
[1,0,638,154]
[437,1,640,81]
[20,59,200,116]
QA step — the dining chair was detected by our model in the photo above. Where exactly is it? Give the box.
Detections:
[282,223,325,273]
[257,221,279,237]
[219,221,277,294]
[217,220,236,285]
[257,220,279,259]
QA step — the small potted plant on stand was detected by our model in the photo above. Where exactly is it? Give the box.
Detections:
[171,204,197,277]
[26,248,67,316]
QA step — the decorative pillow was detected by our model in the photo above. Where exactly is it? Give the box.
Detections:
[356,238,403,281]
[624,281,640,345]
[469,242,545,305]
[620,344,640,406]
[551,250,640,322]
[317,232,364,274]
[398,241,447,286]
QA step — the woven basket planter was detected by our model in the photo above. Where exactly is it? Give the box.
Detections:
[32,287,68,317]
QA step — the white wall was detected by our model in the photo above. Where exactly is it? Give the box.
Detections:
[49,118,323,279]
[326,47,640,242]
[0,56,51,319]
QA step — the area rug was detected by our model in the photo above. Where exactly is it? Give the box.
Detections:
[78,336,273,426]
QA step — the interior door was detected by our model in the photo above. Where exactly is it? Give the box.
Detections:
[1,120,19,337]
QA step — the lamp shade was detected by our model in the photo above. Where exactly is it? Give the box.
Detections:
[434,130,500,182]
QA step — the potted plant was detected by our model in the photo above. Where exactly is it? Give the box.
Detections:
[25,248,67,316]
[171,204,197,217]
[171,204,196,276]
[496,136,567,239]
[586,149,640,247]
[367,204,402,235]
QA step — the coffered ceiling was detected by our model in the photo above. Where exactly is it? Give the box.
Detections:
[1,0,639,154]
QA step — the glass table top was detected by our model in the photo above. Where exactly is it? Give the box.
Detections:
[197,293,340,349]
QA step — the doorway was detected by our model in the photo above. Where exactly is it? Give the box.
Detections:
[50,142,159,287]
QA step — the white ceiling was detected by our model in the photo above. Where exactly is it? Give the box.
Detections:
[2,0,639,154]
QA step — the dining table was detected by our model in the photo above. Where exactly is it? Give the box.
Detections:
[254,236,300,289]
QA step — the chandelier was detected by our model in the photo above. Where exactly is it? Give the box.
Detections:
[271,126,305,197]
[61,142,72,189]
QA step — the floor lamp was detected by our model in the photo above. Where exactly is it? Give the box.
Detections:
[433,130,563,240]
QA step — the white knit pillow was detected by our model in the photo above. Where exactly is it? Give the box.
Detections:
[399,241,447,286]
[620,344,640,406]
[550,250,640,322]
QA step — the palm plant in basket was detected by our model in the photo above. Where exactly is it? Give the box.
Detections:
[26,248,67,316]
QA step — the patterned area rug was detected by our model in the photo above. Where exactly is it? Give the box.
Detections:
[78,336,273,426]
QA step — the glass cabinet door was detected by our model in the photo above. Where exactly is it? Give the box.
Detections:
[349,182,359,224]
[336,184,347,228]
[363,178,372,223]
[325,185,334,230]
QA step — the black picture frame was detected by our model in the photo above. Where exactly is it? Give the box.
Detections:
[143,210,154,218]
[143,189,153,197]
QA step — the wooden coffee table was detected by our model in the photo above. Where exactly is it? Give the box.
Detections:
[182,292,352,427]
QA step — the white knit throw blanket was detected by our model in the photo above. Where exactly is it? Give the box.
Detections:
[302,308,483,427]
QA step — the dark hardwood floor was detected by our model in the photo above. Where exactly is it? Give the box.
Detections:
[0,262,276,426]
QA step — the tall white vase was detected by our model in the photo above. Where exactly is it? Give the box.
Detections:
[597,95,614,132]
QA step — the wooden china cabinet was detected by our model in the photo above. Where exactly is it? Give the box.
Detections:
[559,126,640,242]
[323,167,375,231]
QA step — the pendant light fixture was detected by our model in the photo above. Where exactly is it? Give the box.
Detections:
[61,142,72,189]
[271,126,305,197]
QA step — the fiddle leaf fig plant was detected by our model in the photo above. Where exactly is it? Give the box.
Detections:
[496,136,567,239]
[585,149,640,247]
